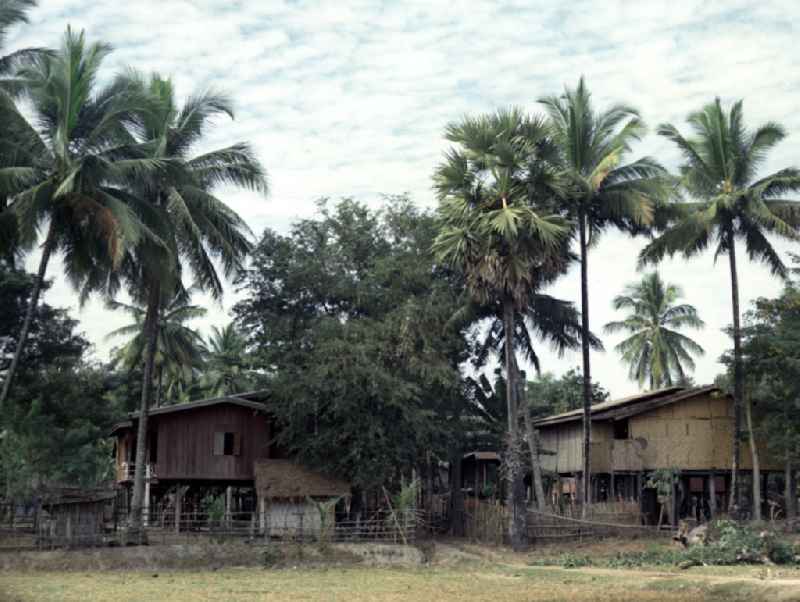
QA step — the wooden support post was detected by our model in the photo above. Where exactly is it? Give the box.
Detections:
[671,477,679,528]
[65,514,72,547]
[175,487,183,533]
[610,471,615,501]
[225,486,233,529]
[259,497,266,537]
[708,471,716,518]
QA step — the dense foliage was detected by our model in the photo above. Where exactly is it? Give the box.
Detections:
[234,197,472,489]
[0,265,118,497]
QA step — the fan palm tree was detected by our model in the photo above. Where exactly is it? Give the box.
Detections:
[639,98,800,517]
[102,73,267,531]
[107,285,207,407]
[203,323,253,396]
[604,272,704,390]
[538,78,667,509]
[433,108,569,548]
[0,28,163,409]
[463,293,601,510]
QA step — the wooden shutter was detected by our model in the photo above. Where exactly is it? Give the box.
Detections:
[213,432,225,456]
[233,433,242,456]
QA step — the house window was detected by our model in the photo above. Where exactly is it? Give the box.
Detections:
[613,418,629,440]
[214,432,241,456]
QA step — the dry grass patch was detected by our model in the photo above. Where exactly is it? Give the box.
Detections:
[0,564,788,602]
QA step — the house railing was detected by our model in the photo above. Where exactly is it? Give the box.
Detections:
[116,463,156,483]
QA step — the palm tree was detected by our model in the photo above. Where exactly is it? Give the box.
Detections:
[538,78,667,509]
[639,98,800,518]
[104,73,267,531]
[464,293,601,511]
[107,285,207,407]
[433,108,568,548]
[604,272,704,390]
[0,28,163,409]
[203,323,253,396]
[0,0,48,267]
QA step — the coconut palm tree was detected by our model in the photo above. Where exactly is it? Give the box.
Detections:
[107,285,207,407]
[0,0,49,268]
[538,78,667,509]
[433,108,568,548]
[639,98,800,517]
[0,0,45,77]
[604,272,704,390]
[102,73,267,532]
[203,323,253,396]
[0,28,163,409]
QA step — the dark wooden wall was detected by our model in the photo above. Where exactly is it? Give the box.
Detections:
[152,404,271,480]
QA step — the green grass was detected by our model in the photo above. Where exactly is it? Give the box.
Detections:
[0,564,788,602]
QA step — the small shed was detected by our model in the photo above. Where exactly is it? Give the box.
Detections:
[38,488,116,547]
[254,460,350,537]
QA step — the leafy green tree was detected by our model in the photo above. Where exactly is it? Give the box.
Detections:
[727,263,800,519]
[0,28,162,409]
[102,73,267,531]
[202,323,255,397]
[639,98,800,510]
[234,198,471,504]
[433,108,568,547]
[539,78,667,508]
[106,285,207,407]
[0,264,117,499]
[526,368,609,417]
[604,272,704,390]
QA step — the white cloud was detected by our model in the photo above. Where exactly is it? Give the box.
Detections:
[7,0,800,397]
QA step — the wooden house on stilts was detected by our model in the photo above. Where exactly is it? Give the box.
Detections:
[534,385,782,524]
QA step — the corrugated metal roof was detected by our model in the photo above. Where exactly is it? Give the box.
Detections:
[533,385,721,427]
[110,390,270,434]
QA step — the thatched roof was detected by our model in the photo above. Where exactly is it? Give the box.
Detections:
[254,460,350,500]
[533,385,721,428]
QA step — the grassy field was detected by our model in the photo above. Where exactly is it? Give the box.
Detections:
[2,563,800,602]
[2,538,800,602]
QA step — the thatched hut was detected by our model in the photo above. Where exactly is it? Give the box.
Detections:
[254,459,350,537]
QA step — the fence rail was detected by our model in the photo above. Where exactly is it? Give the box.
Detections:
[0,506,419,551]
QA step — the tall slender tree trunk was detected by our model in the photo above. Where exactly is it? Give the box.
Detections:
[728,236,742,510]
[578,212,592,516]
[503,297,527,549]
[0,223,56,409]
[523,405,547,512]
[156,365,163,408]
[745,397,760,520]
[786,457,796,520]
[129,280,161,532]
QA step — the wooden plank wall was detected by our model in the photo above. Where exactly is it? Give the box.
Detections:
[539,422,612,473]
[538,393,781,474]
[629,393,780,471]
[154,404,271,480]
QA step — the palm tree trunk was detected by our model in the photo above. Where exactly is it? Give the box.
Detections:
[503,297,527,549]
[129,279,161,532]
[578,211,592,515]
[728,236,742,510]
[156,365,163,408]
[523,406,547,512]
[0,223,56,409]
[745,397,760,520]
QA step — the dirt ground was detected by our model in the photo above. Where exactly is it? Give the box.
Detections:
[1,538,799,601]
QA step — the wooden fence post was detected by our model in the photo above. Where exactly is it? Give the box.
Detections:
[708,471,716,519]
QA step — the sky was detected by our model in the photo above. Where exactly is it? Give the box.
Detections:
[5,0,800,398]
